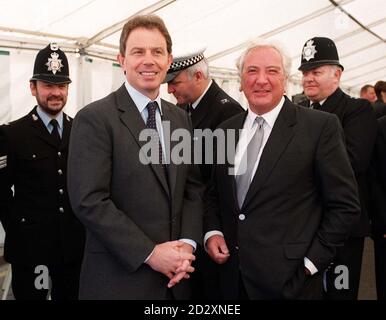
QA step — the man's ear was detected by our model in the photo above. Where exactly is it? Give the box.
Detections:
[167,53,173,69]
[117,54,126,74]
[30,81,37,97]
[194,71,204,82]
[335,67,343,80]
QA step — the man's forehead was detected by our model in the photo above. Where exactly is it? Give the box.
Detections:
[171,70,189,82]
[127,28,167,44]
[244,48,283,66]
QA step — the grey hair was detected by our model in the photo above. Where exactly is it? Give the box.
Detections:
[186,58,210,80]
[236,39,292,79]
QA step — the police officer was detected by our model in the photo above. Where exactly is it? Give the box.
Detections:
[166,48,243,300]
[299,37,377,300]
[166,48,244,182]
[0,43,85,300]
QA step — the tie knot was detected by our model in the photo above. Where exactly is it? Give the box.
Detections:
[147,101,159,115]
[255,116,264,128]
[50,119,59,129]
[312,102,322,110]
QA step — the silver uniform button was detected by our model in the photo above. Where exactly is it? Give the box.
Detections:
[57,152,62,157]
[58,169,63,175]
[239,214,246,221]
[21,218,26,223]
[32,154,36,159]
[59,189,64,195]
[59,207,64,213]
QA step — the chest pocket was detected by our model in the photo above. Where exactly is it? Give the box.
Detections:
[16,151,53,180]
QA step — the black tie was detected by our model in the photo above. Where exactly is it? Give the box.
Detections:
[312,102,322,110]
[50,119,61,147]
[146,102,168,175]
[187,104,193,116]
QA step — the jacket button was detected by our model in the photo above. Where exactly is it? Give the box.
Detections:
[59,207,64,213]
[58,169,63,175]
[21,218,26,223]
[59,189,64,195]
[239,214,246,221]
[57,152,62,157]
[32,154,36,159]
[235,246,239,250]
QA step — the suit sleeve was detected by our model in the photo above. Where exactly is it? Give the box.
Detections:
[307,115,361,271]
[67,107,155,272]
[342,100,377,174]
[203,133,223,234]
[0,126,14,229]
[179,114,205,245]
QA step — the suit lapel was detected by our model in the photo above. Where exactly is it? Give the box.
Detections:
[320,88,344,113]
[242,98,297,209]
[191,81,219,128]
[160,102,178,199]
[115,85,170,197]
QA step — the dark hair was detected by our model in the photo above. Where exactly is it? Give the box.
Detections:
[360,84,374,95]
[119,15,172,56]
[374,81,386,100]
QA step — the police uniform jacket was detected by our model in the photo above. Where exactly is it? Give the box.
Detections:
[301,88,377,237]
[189,81,244,182]
[0,107,85,266]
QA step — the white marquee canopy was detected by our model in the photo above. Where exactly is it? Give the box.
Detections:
[0,0,385,123]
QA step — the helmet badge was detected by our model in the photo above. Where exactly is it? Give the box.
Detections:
[302,40,317,62]
[45,52,63,75]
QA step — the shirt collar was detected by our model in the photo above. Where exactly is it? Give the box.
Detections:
[192,79,213,109]
[36,105,63,129]
[245,96,285,129]
[124,81,163,116]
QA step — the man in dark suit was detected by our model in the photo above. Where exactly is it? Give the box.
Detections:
[370,115,386,300]
[166,49,243,299]
[67,15,204,300]
[0,43,85,300]
[373,81,386,119]
[204,40,360,300]
[299,37,377,300]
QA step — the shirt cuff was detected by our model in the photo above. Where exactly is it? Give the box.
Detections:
[144,247,156,263]
[304,257,318,275]
[179,239,197,252]
[204,230,224,248]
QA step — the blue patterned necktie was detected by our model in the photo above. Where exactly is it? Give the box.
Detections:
[146,101,168,177]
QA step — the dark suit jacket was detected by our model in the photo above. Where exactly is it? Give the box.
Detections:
[205,98,360,299]
[190,81,244,182]
[67,84,204,300]
[370,115,386,238]
[0,107,85,266]
[301,88,377,237]
[373,100,386,119]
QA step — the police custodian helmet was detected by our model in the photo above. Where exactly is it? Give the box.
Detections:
[30,43,72,84]
[298,37,344,72]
